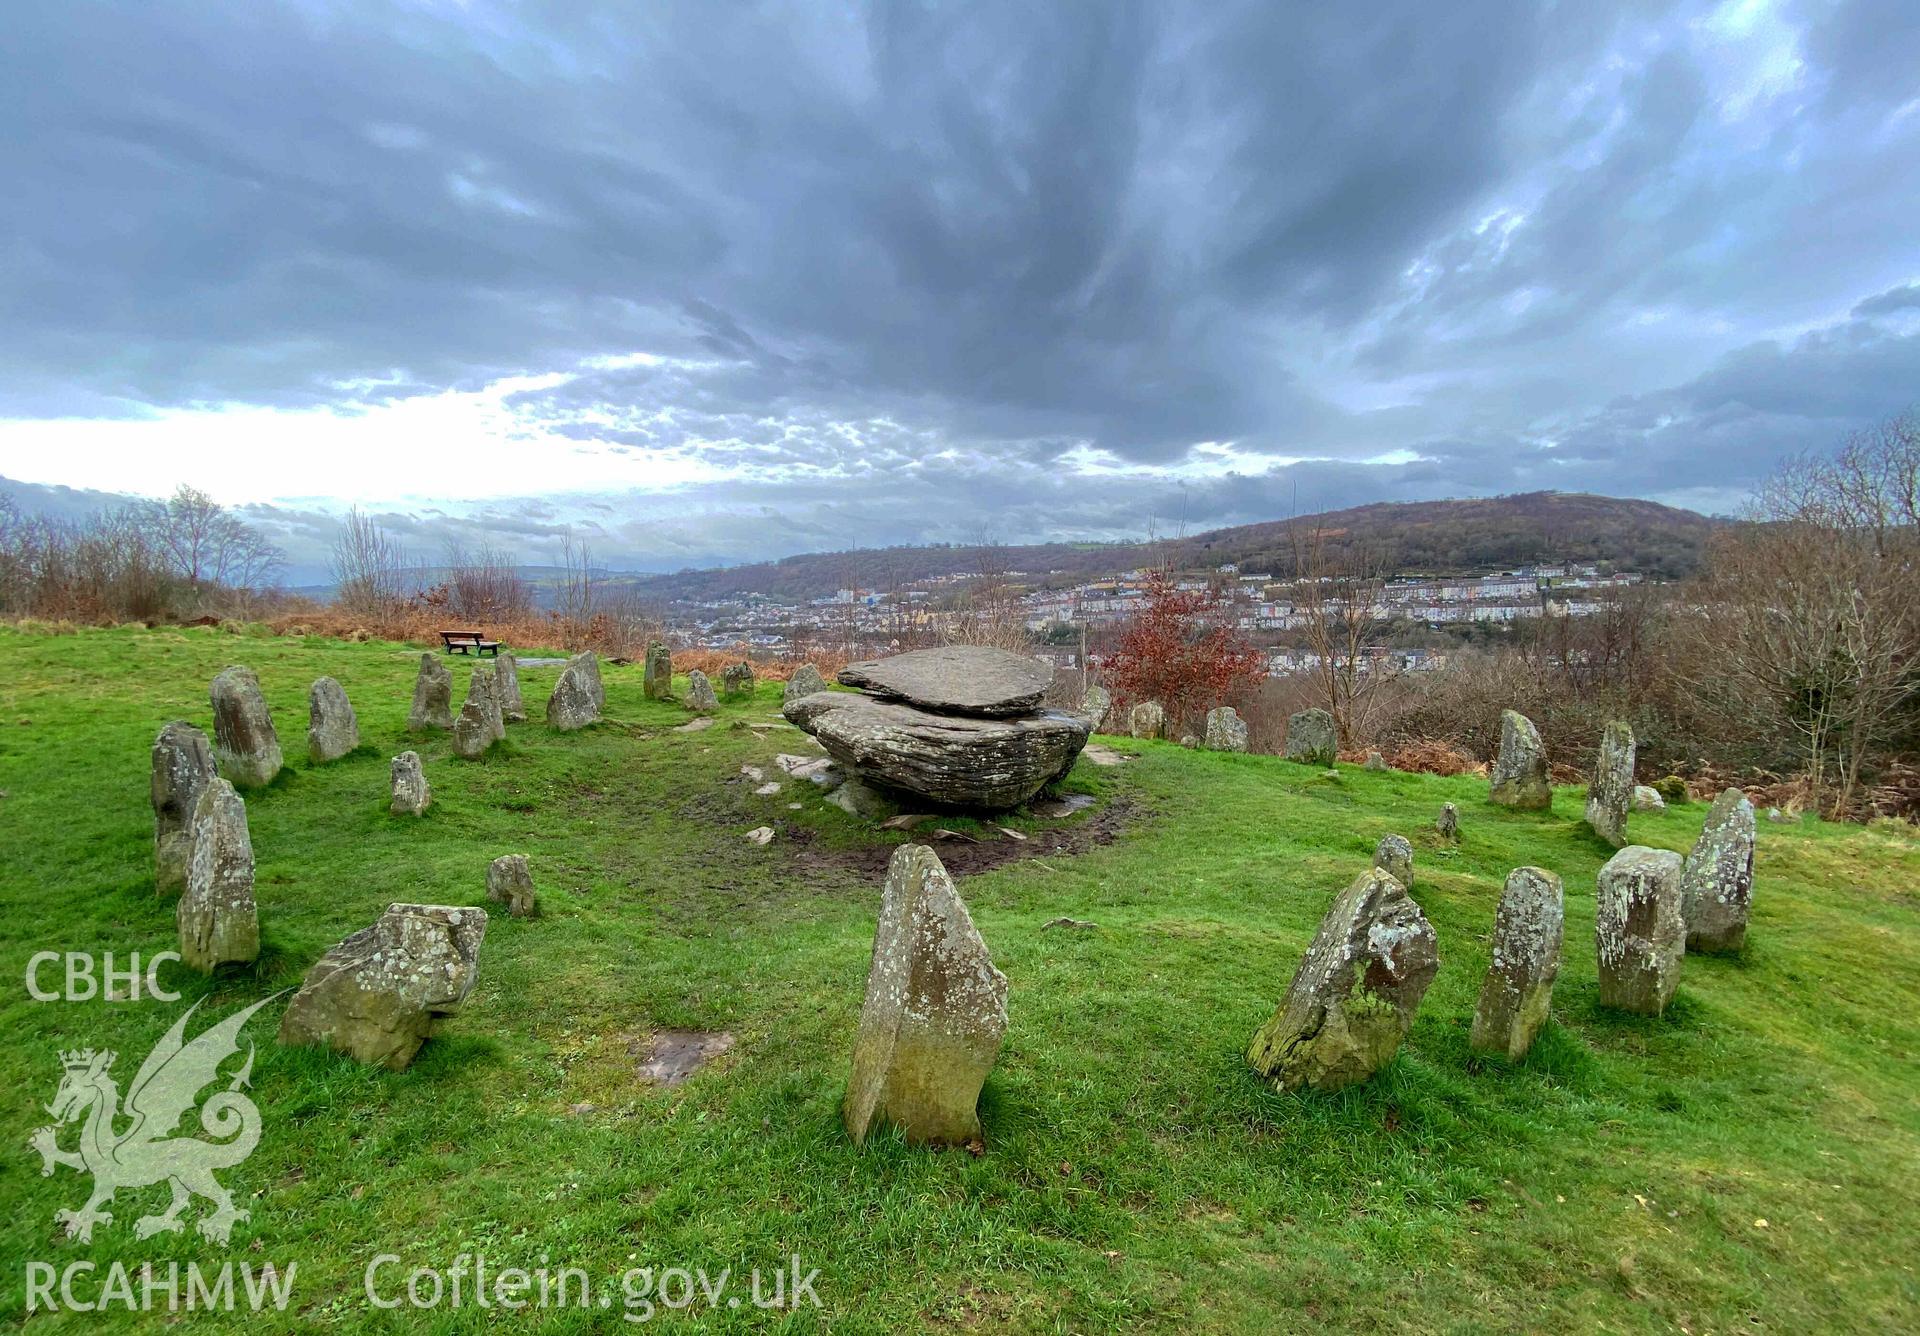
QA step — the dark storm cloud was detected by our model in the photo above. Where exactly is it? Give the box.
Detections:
[2,0,1917,568]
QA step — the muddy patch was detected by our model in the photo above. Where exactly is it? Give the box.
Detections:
[788,795,1139,880]
[633,1029,735,1086]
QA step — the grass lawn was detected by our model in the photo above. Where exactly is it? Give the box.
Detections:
[1,624,1916,1331]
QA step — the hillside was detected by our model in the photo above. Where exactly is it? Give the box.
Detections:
[622,492,1720,602]
[2,623,1915,1329]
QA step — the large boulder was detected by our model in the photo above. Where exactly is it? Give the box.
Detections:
[307,676,359,764]
[1584,720,1636,847]
[1595,846,1684,1015]
[390,750,430,816]
[684,669,719,713]
[1469,867,1564,1060]
[1681,788,1756,953]
[277,903,487,1071]
[546,652,603,730]
[407,654,453,732]
[785,691,1089,809]
[1128,701,1165,740]
[838,645,1052,717]
[643,642,673,699]
[494,652,526,722]
[1488,709,1551,809]
[152,721,215,892]
[1204,705,1249,752]
[209,665,282,787]
[1247,867,1438,1091]
[845,845,1008,1147]
[177,778,259,972]
[1075,684,1111,733]
[1283,708,1337,766]
[783,663,828,705]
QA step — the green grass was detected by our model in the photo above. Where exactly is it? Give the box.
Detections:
[0,624,1916,1331]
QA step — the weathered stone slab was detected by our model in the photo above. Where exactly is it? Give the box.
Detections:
[408,654,453,731]
[786,691,1089,809]
[546,652,603,730]
[845,845,1008,1147]
[307,676,359,764]
[1631,784,1665,812]
[1595,846,1684,1015]
[1128,701,1165,740]
[177,778,259,972]
[277,903,487,1071]
[1470,867,1564,1060]
[643,642,673,698]
[684,669,719,713]
[783,663,828,705]
[1585,720,1636,847]
[1372,833,1413,888]
[152,721,215,892]
[494,651,526,722]
[486,854,537,917]
[210,665,282,787]
[1247,867,1438,1091]
[1283,708,1337,766]
[839,645,1052,717]
[1204,705,1249,752]
[1681,788,1755,953]
[1488,709,1551,809]
[390,750,430,816]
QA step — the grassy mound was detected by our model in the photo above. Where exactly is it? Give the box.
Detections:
[1,625,1916,1330]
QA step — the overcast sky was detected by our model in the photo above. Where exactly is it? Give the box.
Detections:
[3,0,1918,580]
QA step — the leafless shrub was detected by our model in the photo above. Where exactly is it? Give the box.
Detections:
[330,508,413,620]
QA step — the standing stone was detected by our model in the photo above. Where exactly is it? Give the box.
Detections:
[546,652,603,730]
[1128,701,1165,740]
[1436,803,1459,842]
[1363,750,1389,772]
[684,669,719,713]
[177,778,259,972]
[306,676,359,764]
[277,903,487,1071]
[209,665,283,787]
[452,700,494,759]
[1372,833,1413,888]
[1204,705,1249,752]
[465,666,506,742]
[1283,708,1337,766]
[152,721,215,892]
[721,661,756,697]
[643,642,673,699]
[1595,846,1685,1015]
[1631,784,1666,812]
[1681,788,1756,954]
[494,651,526,722]
[1247,868,1439,1092]
[1075,683,1111,733]
[1469,867,1565,1060]
[1584,720,1636,847]
[408,654,454,732]
[845,845,1008,1147]
[1488,709,1551,809]
[486,854,537,918]
[784,663,828,705]
[390,751,430,816]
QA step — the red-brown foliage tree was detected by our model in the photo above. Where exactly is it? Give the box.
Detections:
[1102,569,1266,730]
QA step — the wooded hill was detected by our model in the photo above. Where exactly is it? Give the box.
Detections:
[621,492,1722,602]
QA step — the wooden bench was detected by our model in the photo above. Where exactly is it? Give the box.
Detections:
[438,630,501,657]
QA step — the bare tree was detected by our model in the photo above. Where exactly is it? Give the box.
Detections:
[443,536,532,623]
[1287,520,1392,745]
[143,486,282,591]
[330,508,412,619]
